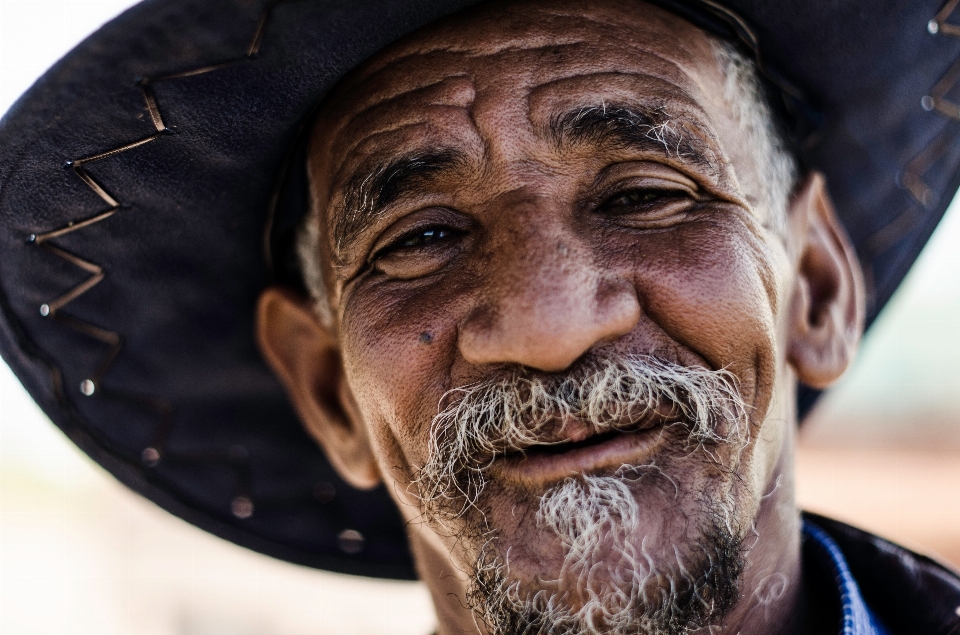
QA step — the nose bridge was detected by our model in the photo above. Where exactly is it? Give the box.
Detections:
[459,194,641,372]
[499,195,583,293]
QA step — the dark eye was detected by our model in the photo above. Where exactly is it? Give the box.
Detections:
[599,189,683,212]
[372,226,459,261]
[398,228,452,249]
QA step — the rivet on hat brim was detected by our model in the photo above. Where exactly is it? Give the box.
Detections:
[231,496,254,519]
[141,447,161,466]
[337,529,365,554]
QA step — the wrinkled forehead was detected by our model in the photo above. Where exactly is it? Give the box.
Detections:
[307,0,731,213]
[343,1,715,96]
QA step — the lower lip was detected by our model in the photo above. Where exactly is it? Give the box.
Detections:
[492,425,668,488]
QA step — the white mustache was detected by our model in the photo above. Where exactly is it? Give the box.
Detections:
[415,355,749,520]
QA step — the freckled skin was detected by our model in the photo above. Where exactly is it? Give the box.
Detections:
[257,1,865,633]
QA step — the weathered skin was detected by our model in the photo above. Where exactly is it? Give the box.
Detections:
[256,1,865,633]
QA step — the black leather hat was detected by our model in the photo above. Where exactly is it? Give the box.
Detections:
[1,0,959,579]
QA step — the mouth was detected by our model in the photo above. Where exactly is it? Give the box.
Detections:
[491,415,672,488]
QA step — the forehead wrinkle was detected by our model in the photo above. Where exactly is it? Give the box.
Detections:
[354,34,587,83]
[343,72,475,114]
[329,76,476,151]
[529,6,706,43]
[383,40,690,92]
[525,68,701,110]
[527,47,701,91]
[352,0,708,79]
[334,106,473,171]
[380,37,589,65]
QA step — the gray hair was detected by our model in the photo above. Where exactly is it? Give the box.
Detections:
[295,39,797,325]
[711,39,797,238]
[426,353,751,635]
[296,192,334,326]
[415,354,748,522]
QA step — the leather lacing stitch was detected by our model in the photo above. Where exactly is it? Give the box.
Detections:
[28,1,298,522]
[864,0,960,306]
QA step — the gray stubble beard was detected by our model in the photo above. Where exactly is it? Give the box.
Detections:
[468,473,745,635]
[415,355,752,635]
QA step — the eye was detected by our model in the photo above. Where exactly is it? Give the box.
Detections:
[592,184,697,229]
[367,223,466,280]
[372,226,459,260]
[598,188,687,213]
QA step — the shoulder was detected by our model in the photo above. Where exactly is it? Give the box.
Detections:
[804,512,960,635]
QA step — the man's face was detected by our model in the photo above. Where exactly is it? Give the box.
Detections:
[304,0,802,630]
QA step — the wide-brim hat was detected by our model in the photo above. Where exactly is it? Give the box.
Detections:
[1,0,959,580]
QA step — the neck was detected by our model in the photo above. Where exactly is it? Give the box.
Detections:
[408,522,488,635]
[719,422,805,635]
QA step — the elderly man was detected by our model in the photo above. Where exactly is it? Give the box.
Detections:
[1,0,959,633]
[255,1,865,632]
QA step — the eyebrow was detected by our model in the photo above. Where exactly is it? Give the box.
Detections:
[333,149,466,253]
[547,103,712,169]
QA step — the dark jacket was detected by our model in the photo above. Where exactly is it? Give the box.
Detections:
[808,513,960,634]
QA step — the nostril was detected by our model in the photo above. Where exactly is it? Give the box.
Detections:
[598,283,643,334]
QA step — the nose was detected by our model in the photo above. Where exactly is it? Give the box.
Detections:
[458,222,641,372]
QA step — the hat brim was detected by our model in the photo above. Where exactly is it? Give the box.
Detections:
[1,0,959,578]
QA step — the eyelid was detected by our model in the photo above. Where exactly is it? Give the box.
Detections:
[593,161,701,195]
[370,226,459,262]
[366,207,470,261]
[590,170,703,230]
[593,177,699,211]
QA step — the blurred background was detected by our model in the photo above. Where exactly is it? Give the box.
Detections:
[1,2,958,634]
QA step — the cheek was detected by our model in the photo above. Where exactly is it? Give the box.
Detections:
[338,276,474,485]
[610,217,790,508]
[600,216,783,407]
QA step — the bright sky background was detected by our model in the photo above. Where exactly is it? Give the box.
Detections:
[1,0,959,482]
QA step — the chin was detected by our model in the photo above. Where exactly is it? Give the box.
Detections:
[460,452,749,635]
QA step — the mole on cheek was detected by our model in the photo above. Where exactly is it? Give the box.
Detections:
[419,331,434,344]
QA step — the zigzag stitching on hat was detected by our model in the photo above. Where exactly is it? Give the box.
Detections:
[903,133,955,210]
[927,57,960,120]
[903,0,960,209]
[933,0,960,36]
[869,0,960,273]
[28,0,301,520]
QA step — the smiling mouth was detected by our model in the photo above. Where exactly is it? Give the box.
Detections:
[525,428,624,455]
[492,418,672,488]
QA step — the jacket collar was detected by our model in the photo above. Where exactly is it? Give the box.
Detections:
[803,512,960,635]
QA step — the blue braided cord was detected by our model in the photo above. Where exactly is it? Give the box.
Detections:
[803,521,891,635]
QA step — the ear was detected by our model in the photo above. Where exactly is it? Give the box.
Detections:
[256,287,381,489]
[786,172,866,389]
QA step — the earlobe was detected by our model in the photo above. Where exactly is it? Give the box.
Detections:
[786,173,866,389]
[256,287,382,490]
